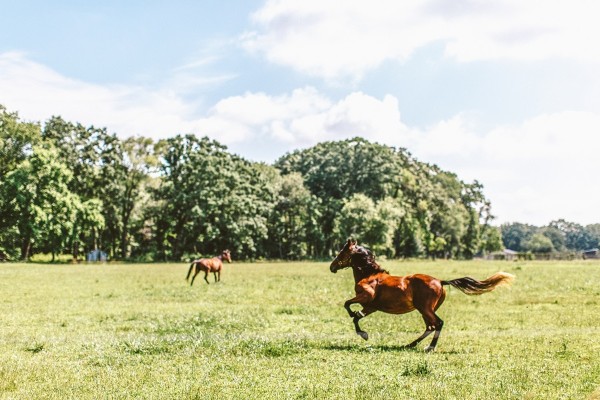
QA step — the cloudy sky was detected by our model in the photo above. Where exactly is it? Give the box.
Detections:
[1,0,599,226]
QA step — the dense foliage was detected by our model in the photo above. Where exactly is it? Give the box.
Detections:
[0,104,528,261]
[501,220,600,253]
[275,139,499,259]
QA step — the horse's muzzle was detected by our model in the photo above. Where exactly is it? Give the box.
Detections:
[329,262,338,273]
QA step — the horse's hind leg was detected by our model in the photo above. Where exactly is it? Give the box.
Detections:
[213,271,218,282]
[204,270,210,284]
[403,326,434,349]
[190,268,199,286]
[404,309,443,351]
[185,263,195,282]
[425,313,444,352]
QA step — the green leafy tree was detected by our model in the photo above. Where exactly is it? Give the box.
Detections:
[0,105,41,179]
[41,117,106,198]
[501,223,538,251]
[277,137,491,258]
[372,197,405,256]
[152,135,275,260]
[0,146,81,260]
[71,199,105,261]
[540,226,566,252]
[584,224,600,249]
[523,233,555,253]
[334,195,405,257]
[0,106,42,258]
[479,226,504,254]
[394,215,424,258]
[276,138,407,255]
[549,219,595,250]
[105,136,158,258]
[268,171,319,259]
[42,117,117,256]
[334,194,377,245]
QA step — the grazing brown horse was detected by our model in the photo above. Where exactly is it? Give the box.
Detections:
[330,239,514,351]
[186,250,232,285]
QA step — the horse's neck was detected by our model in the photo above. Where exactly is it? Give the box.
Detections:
[352,268,366,282]
[214,255,224,267]
[351,257,388,282]
[352,266,381,283]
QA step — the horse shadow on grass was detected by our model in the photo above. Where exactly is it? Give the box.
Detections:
[321,343,464,354]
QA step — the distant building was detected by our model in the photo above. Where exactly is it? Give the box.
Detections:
[486,248,518,261]
[87,249,108,262]
[582,249,599,260]
[502,249,518,261]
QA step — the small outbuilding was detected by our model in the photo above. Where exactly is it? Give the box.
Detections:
[582,248,599,260]
[87,249,108,262]
[486,248,518,261]
[502,249,518,261]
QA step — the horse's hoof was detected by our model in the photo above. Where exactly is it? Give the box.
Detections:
[357,331,369,341]
[424,346,436,352]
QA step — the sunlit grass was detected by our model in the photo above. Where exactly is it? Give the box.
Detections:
[0,260,599,399]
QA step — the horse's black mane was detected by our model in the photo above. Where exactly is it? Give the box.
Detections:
[352,245,389,274]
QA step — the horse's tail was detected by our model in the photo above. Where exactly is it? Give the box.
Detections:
[441,272,514,295]
[185,261,195,281]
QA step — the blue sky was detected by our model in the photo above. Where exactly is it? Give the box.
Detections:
[1,0,599,226]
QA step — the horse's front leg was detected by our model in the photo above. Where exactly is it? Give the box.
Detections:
[343,285,376,340]
[213,271,218,282]
[344,284,376,317]
[351,307,376,340]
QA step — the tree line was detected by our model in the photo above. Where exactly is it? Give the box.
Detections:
[1,104,505,261]
[501,220,600,254]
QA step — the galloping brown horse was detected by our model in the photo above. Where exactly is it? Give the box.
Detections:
[186,250,232,285]
[330,239,514,351]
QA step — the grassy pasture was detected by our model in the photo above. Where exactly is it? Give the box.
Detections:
[0,260,599,399]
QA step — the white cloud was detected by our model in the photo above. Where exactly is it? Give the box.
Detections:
[0,52,411,147]
[192,88,415,148]
[410,111,600,225]
[242,0,600,81]
[0,52,199,138]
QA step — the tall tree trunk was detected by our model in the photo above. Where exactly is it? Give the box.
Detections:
[21,237,31,261]
[120,210,131,259]
[72,239,79,262]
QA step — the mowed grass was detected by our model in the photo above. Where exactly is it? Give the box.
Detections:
[1,260,599,399]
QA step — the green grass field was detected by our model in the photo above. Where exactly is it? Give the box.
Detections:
[1,260,599,399]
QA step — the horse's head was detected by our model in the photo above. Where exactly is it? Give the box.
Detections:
[331,239,382,275]
[330,238,358,273]
[222,249,232,263]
